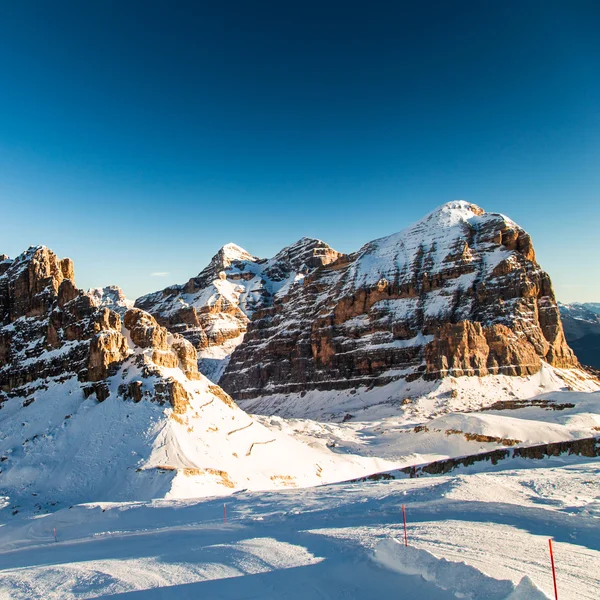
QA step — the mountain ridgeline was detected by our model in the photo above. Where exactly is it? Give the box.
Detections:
[0,201,597,507]
[138,202,584,401]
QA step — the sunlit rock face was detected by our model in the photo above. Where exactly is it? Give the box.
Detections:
[136,238,341,381]
[217,202,577,399]
[0,245,202,403]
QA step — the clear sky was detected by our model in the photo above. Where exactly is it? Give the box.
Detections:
[0,1,599,302]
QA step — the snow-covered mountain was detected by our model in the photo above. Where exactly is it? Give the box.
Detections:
[2,205,598,511]
[576,302,600,316]
[135,201,596,419]
[220,201,594,415]
[136,238,340,381]
[0,246,394,513]
[87,284,134,316]
[559,302,600,369]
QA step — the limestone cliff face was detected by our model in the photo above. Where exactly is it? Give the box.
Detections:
[424,322,542,378]
[219,202,578,399]
[0,246,200,409]
[136,238,341,380]
[0,246,125,395]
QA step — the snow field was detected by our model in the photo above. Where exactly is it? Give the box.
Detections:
[373,539,549,599]
[1,457,598,599]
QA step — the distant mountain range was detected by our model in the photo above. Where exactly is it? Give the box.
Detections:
[559,302,600,369]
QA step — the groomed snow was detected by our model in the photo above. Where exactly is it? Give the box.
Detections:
[1,456,598,599]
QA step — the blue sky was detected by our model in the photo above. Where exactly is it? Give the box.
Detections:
[0,1,599,301]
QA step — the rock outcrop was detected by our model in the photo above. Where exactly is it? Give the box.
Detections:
[0,246,128,396]
[219,202,580,400]
[0,246,201,406]
[352,435,600,482]
[87,327,129,382]
[123,308,201,378]
[424,322,542,378]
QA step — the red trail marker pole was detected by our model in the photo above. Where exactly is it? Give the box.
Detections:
[549,539,558,600]
[53,528,57,543]
[224,503,227,524]
[402,504,408,547]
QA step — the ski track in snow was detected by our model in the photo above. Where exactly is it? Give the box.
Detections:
[1,458,599,599]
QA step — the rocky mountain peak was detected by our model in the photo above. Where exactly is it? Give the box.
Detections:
[269,237,341,275]
[87,285,134,316]
[0,245,75,324]
[420,200,486,224]
[200,243,257,277]
[220,202,582,403]
[185,244,258,294]
[136,237,343,381]
[220,242,255,262]
[344,200,536,295]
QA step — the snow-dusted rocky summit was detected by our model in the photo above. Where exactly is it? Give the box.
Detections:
[135,201,583,403]
[216,201,580,399]
[87,285,134,316]
[136,238,340,380]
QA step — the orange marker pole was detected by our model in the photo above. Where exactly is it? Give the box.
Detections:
[549,539,558,600]
[402,504,408,547]
[53,528,57,543]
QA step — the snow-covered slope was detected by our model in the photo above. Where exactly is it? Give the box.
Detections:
[136,238,340,381]
[1,454,599,599]
[342,200,514,292]
[238,360,599,422]
[249,381,600,473]
[0,354,394,513]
